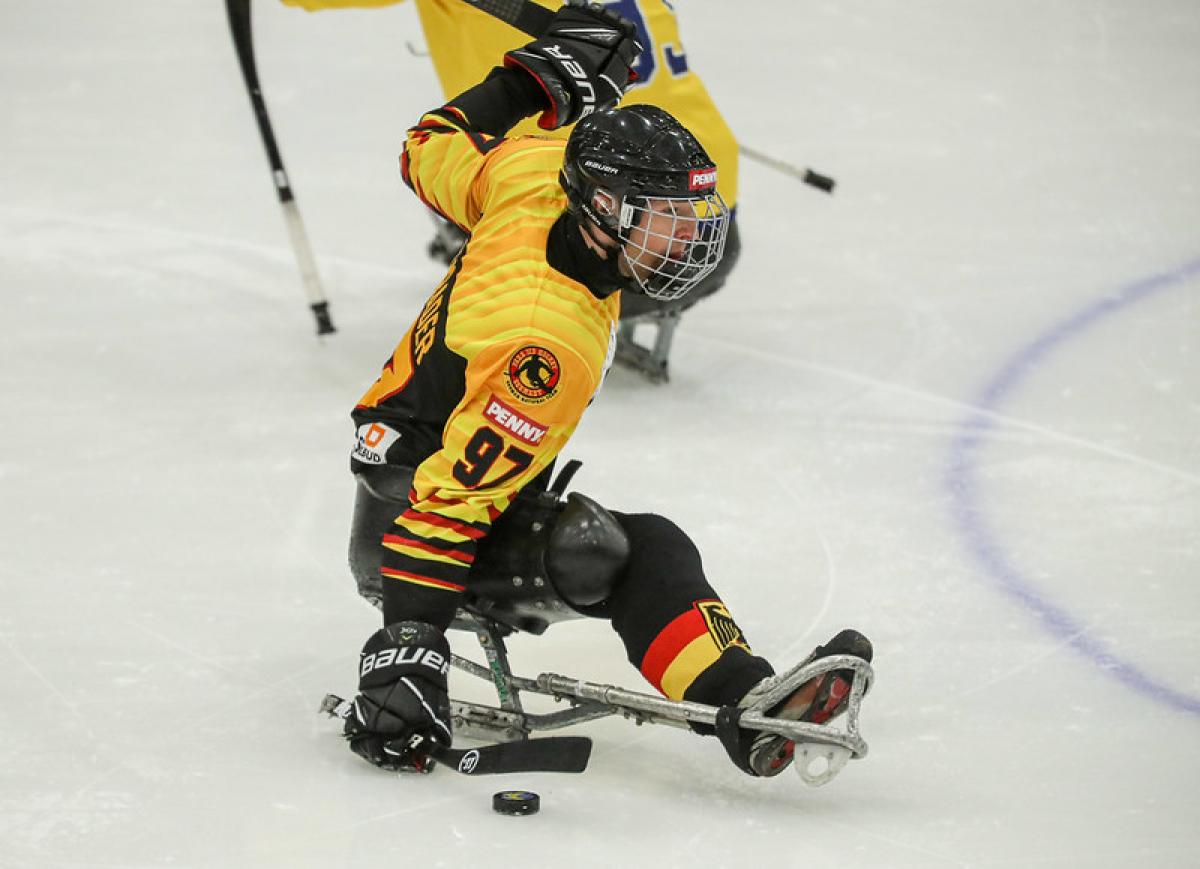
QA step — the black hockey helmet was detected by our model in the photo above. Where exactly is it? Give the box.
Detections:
[560,105,730,301]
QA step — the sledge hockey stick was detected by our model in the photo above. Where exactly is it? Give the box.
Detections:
[226,0,336,336]
[320,694,592,774]
[457,0,836,193]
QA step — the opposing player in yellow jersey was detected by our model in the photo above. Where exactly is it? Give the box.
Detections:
[281,0,741,381]
[337,3,872,780]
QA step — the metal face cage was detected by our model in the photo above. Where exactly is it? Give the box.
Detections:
[616,191,731,301]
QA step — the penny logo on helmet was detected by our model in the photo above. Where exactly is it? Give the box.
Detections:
[688,167,718,191]
[505,346,561,404]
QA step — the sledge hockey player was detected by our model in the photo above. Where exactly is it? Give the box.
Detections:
[281,0,742,382]
[341,2,872,779]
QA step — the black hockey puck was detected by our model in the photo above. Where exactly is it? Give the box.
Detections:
[492,790,540,816]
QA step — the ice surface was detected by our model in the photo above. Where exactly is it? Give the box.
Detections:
[1,1,1198,866]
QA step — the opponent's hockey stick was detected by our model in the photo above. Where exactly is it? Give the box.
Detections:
[226,0,336,336]
[458,0,836,193]
[320,694,592,774]
[459,0,562,38]
[739,145,836,193]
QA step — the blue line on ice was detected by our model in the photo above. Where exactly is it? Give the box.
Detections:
[946,256,1200,716]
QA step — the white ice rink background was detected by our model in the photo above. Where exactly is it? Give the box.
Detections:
[1,1,1197,866]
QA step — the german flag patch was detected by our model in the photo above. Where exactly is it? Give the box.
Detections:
[697,600,749,652]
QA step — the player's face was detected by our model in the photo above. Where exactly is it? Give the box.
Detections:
[620,197,700,283]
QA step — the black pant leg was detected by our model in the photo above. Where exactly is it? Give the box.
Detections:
[606,512,773,707]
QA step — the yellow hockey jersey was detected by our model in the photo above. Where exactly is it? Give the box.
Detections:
[352,89,619,602]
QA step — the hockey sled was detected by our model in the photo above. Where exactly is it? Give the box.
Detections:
[336,463,873,785]
[441,604,874,787]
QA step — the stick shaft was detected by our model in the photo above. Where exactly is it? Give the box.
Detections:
[226,0,335,333]
[459,0,554,37]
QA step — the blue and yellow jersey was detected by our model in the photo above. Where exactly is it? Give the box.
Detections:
[281,0,738,207]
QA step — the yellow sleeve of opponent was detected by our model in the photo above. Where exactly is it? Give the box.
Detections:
[413,0,739,206]
[279,0,403,10]
[280,1,738,205]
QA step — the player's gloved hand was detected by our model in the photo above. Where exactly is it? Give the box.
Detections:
[503,2,642,130]
[342,620,453,773]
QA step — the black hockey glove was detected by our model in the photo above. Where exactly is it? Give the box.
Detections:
[343,620,453,773]
[503,2,641,130]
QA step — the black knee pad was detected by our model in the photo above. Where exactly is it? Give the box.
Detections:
[547,493,631,608]
[467,492,630,630]
[348,461,631,629]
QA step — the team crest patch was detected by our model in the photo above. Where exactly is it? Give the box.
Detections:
[505,345,561,404]
[697,600,749,652]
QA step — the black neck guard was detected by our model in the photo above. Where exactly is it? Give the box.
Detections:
[547,213,629,300]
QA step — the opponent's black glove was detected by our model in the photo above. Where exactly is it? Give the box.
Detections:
[503,2,641,130]
[343,620,453,773]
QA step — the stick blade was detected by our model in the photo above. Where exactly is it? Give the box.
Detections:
[321,693,592,775]
[438,737,593,775]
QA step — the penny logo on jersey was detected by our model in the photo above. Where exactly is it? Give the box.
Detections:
[484,395,549,445]
[505,345,560,404]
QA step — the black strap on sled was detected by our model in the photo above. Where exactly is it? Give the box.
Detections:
[547,458,582,497]
[714,705,757,776]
